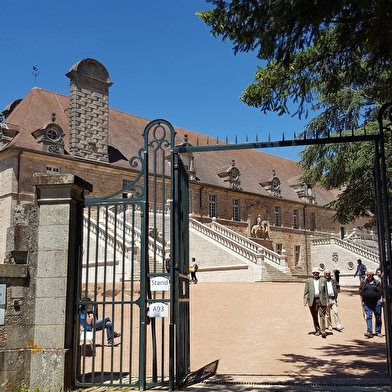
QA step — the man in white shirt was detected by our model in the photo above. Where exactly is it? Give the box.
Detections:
[324,269,344,332]
[303,267,329,338]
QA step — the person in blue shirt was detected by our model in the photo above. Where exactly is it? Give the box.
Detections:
[79,297,121,346]
[354,259,366,283]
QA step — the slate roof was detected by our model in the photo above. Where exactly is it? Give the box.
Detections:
[2,87,338,205]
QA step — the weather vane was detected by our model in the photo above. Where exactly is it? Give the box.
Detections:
[32,64,39,87]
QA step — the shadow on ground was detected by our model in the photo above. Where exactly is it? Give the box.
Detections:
[181,359,219,386]
[279,338,387,377]
[183,338,389,391]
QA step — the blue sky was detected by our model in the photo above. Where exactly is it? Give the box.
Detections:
[0,0,310,161]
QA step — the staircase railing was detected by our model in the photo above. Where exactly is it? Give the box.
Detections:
[82,214,129,267]
[83,208,166,265]
[104,208,166,261]
[311,236,379,263]
[86,210,295,271]
[190,217,289,270]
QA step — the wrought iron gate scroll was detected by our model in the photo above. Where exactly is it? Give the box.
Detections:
[74,119,190,390]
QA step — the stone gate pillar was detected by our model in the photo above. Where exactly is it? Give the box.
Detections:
[29,174,92,390]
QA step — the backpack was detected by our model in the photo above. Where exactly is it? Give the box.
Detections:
[194,263,198,272]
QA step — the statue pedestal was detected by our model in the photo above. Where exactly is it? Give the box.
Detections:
[252,239,273,251]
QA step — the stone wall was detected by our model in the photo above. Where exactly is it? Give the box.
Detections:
[0,174,92,391]
[0,203,38,389]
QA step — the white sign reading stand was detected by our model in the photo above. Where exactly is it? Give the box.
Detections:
[150,276,170,291]
[149,302,168,318]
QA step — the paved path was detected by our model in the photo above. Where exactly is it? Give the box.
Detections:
[184,281,390,391]
[80,281,390,391]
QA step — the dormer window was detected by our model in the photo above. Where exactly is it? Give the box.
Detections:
[217,160,242,190]
[0,122,18,150]
[174,134,198,181]
[260,170,282,198]
[289,182,316,204]
[32,117,65,155]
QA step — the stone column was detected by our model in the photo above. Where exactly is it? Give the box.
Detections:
[29,174,92,391]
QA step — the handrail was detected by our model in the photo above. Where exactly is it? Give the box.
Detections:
[83,208,165,265]
[103,208,166,260]
[85,210,293,270]
[311,236,379,263]
[83,215,129,256]
[190,217,289,270]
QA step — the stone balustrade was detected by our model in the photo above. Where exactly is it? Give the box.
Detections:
[311,236,379,263]
[190,217,288,270]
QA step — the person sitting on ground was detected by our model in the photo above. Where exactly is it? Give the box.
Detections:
[79,297,121,346]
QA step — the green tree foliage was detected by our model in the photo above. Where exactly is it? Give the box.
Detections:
[198,0,392,225]
[299,118,392,225]
[299,124,378,225]
[198,0,392,123]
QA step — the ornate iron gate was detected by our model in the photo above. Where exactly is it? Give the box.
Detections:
[74,119,190,390]
[172,105,392,383]
[72,107,392,389]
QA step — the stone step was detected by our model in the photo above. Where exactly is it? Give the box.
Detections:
[263,262,300,282]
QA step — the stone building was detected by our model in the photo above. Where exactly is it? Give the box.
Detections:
[0,58,376,283]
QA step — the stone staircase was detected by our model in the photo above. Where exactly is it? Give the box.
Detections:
[83,209,296,282]
[83,209,379,283]
[263,261,302,282]
[189,217,294,282]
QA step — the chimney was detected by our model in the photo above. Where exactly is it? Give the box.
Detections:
[66,58,112,162]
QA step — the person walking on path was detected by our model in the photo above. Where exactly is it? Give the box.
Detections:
[354,259,367,282]
[324,269,344,332]
[304,267,328,338]
[359,270,383,338]
[190,257,198,284]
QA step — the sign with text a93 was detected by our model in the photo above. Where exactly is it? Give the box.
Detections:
[150,302,168,318]
[150,276,170,291]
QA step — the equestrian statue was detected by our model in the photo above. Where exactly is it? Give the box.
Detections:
[250,216,270,239]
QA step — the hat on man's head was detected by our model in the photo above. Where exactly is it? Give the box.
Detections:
[312,267,320,273]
